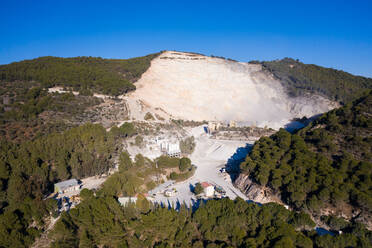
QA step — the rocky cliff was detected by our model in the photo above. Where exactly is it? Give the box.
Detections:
[235,173,372,230]
[234,173,282,204]
[125,51,338,129]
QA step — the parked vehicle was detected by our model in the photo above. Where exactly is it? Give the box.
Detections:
[215,186,226,195]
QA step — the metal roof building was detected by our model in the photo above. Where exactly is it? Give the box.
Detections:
[54,179,80,193]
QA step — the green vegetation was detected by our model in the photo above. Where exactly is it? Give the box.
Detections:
[321,215,349,231]
[156,156,195,182]
[156,155,182,168]
[144,112,154,121]
[0,52,160,142]
[194,182,204,195]
[50,197,372,247]
[240,91,372,224]
[100,154,196,199]
[2,53,372,247]
[255,58,372,103]
[0,123,119,247]
[170,157,195,181]
[0,53,160,96]
[157,156,193,177]
[100,152,157,197]
[109,122,136,138]
[0,82,102,142]
[171,119,208,127]
[3,88,100,122]
[169,166,196,182]
[179,157,191,172]
[157,156,191,172]
[0,198,58,247]
[134,135,144,147]
[180,136,196,154]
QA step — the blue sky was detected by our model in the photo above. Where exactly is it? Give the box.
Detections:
[1,0,372,77]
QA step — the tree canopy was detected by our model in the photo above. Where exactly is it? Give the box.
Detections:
[0,53,160,96]
[240,91,372,226]
[254,58,372,103]
[49,197,372,248]
[0,123,119,247]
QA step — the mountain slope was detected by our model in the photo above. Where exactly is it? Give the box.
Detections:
[1,51,372,247]
[49,197,372,247]
[255,58,372,103]
[236,91,372,228]
[0,53,160,96]
[127,51,338,129]
[0,53,160,142]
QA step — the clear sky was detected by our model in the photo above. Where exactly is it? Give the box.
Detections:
[1,0,372,77]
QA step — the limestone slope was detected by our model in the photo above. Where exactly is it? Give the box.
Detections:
[126,51,338,129]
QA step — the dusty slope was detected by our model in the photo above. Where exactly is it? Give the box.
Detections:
[126,51,338,129]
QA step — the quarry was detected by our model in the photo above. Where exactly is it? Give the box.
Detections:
[4,2,372,245]
[22,50,371,248]
[47,50,340,209]
[48,50,338,132]
[124,51,338,129]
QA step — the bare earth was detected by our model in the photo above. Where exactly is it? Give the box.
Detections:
[126,51,338,129]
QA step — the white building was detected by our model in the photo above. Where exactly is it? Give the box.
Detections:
[159,141,181,157]
[208,121,222,133]
[201,182,214,197]
[228,120,237,128]
[167,143,181,157]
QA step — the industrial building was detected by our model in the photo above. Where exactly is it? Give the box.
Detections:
[228,120,237,128]
[208,121,221,133]
[54,179,80,194]
[158,139,181,157]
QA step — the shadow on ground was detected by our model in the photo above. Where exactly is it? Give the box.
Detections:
[225,143,253,182]
[284,113,323,133]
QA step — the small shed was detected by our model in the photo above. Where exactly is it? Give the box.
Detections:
[54,179,80,194]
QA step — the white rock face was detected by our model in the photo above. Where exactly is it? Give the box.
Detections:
[126,51,337,129]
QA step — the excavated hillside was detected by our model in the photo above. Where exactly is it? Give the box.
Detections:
[126,51,338,129]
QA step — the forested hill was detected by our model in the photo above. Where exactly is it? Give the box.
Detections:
[2,53,371,101]
[252,58,372,103]
[49,197,371,247]
[0,123,129,246]
[239,91,372,228]
[0,53,160,96]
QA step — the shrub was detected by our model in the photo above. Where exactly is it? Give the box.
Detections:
[180,137,196,154]
[179,157,191,172]
[144,112,154,121]
[194,183,203,195]
[135,135,143,147]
